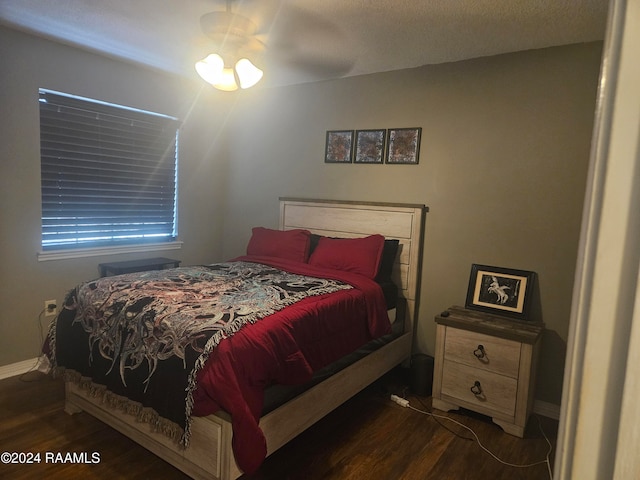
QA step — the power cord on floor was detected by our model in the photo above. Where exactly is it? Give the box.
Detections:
[390,394,553,480]
[411,392,476,441]
[18,308,51,382]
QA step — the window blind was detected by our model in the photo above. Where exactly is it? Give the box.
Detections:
[39,89,179,250]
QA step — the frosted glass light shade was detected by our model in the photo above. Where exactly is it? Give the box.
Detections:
[235,58,263,89]
[195,54,263,91]
[215,68,239,91]
[195,54,225,83]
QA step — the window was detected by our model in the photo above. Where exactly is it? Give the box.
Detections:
[39,89,180,252]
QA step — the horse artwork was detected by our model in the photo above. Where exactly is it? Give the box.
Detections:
[479,274,520,308]
[465,264,536,320]
[487,276,513,305]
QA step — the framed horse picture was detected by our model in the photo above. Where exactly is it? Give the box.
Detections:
[465,264,536,320]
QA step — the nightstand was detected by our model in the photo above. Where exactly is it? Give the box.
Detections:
[431,306,543,437]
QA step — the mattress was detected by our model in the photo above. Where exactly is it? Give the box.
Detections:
[262,303,404,415]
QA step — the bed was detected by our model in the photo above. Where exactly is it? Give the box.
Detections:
[49,198,427,480]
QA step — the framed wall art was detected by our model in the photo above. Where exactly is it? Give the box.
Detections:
[386,127,422,164]
[354,129,386,164]
[465,264,536,320]
[324,130,354,163]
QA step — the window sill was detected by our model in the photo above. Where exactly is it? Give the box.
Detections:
[37,241,183,262]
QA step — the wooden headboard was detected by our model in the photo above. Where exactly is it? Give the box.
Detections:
[279,198,428,331]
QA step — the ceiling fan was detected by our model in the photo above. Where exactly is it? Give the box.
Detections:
[195,0,355,90]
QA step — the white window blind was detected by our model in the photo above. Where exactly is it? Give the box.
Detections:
[39,89,179,250]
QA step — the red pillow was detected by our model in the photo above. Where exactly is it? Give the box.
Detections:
[246,227,311,263]
[308,234,385,279]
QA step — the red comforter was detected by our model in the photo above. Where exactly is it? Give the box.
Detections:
[192,255,391,474]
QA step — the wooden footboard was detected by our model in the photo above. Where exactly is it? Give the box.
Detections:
[65,381,239,480]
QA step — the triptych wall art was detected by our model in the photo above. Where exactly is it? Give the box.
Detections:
[324,127,422,165]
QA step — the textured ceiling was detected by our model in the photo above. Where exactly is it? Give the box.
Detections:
[0,0,610,88]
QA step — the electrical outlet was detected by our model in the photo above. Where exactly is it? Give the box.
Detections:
[45,299,57,316]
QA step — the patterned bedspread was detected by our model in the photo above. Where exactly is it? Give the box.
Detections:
[49,262,350,435]
[48,256,390,474]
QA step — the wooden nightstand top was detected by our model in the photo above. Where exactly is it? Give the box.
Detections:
[435,306,544,344]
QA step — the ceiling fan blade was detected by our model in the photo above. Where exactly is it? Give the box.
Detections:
[258,4,356,77]
[197,1,355,80]
[263,47,355,76]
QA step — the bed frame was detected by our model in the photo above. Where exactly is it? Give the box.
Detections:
[63,198,428,480]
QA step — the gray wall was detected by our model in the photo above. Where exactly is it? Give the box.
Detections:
[220,43,602,405]
[0,26,232,366]
[0,24,603,406]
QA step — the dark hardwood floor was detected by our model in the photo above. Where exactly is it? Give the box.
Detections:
[0,368,556,479]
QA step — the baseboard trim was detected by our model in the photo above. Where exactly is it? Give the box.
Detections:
[533,399,561,420]
[0,358,39,380]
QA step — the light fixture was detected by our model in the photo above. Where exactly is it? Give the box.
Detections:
[234,58,263,89]
[195,53,263,91]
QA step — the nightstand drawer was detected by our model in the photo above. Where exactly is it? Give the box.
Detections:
[441,360,517,417]
[444,327,521,378]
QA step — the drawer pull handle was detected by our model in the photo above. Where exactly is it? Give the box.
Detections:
[470,381,483,396]
[473,345,486,359]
